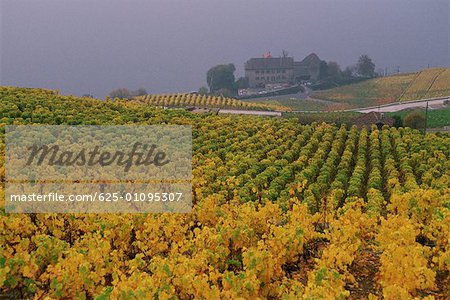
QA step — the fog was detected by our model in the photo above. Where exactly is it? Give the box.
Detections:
[1,0,449,97]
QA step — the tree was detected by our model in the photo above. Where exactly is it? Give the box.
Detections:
[391,115,403,128]
[206,64,236,94]
[326,61,342,82]
[356,55,376,78]
[319,61,329,80]
[235,77,249,90]
[342,66,356,79]
[403,111,426,130]
[198,86,209,95]
[215,88,235,98]
[108,88,131,99]
[133,88,148,96]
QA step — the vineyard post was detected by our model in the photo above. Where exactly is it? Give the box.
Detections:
[424,101,429,135]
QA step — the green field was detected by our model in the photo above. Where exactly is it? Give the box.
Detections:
[314,68,450,109]
[388,106,450,128]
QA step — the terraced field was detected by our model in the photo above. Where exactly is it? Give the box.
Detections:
[418,68,450,99]
[133,93,290,111]
[399,68,447,101]
[314,68,450,109]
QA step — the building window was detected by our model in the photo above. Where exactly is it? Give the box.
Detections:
[256,70,260,74]
[282,70,286,73]
[282,76,286,79]
[256,77,259,80]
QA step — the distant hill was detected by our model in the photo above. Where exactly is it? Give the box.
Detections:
[313,68,450,108]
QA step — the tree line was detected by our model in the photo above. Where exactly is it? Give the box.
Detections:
[203,54,377,96]
[314,54,376,90]
[104,55,377,99]
[107,88,148,99]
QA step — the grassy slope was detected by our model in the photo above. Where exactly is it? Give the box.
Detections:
[387,106,450,128]
[314,68,450,108]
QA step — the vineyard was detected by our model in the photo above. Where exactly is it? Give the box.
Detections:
[400,68,450,101]
[133,93,290,112]
[314,68,450,108]
[0,86,450,299]
[399,69,448,101]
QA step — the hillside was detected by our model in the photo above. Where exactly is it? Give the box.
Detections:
[133,93,291,111]
[242,97,330,111]
[314,68,450,108]
[1,86,450,299]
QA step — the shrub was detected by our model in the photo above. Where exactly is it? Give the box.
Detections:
[403,111,426,129]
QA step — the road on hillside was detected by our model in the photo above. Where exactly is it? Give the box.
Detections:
[215,97,448,116]
[356,98,449,113]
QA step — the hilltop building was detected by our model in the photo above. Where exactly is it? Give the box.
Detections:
[244,52,323,88]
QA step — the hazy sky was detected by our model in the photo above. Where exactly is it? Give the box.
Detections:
[1,0,449,97]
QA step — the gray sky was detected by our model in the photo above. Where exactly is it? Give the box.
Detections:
[1,0,449,97]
